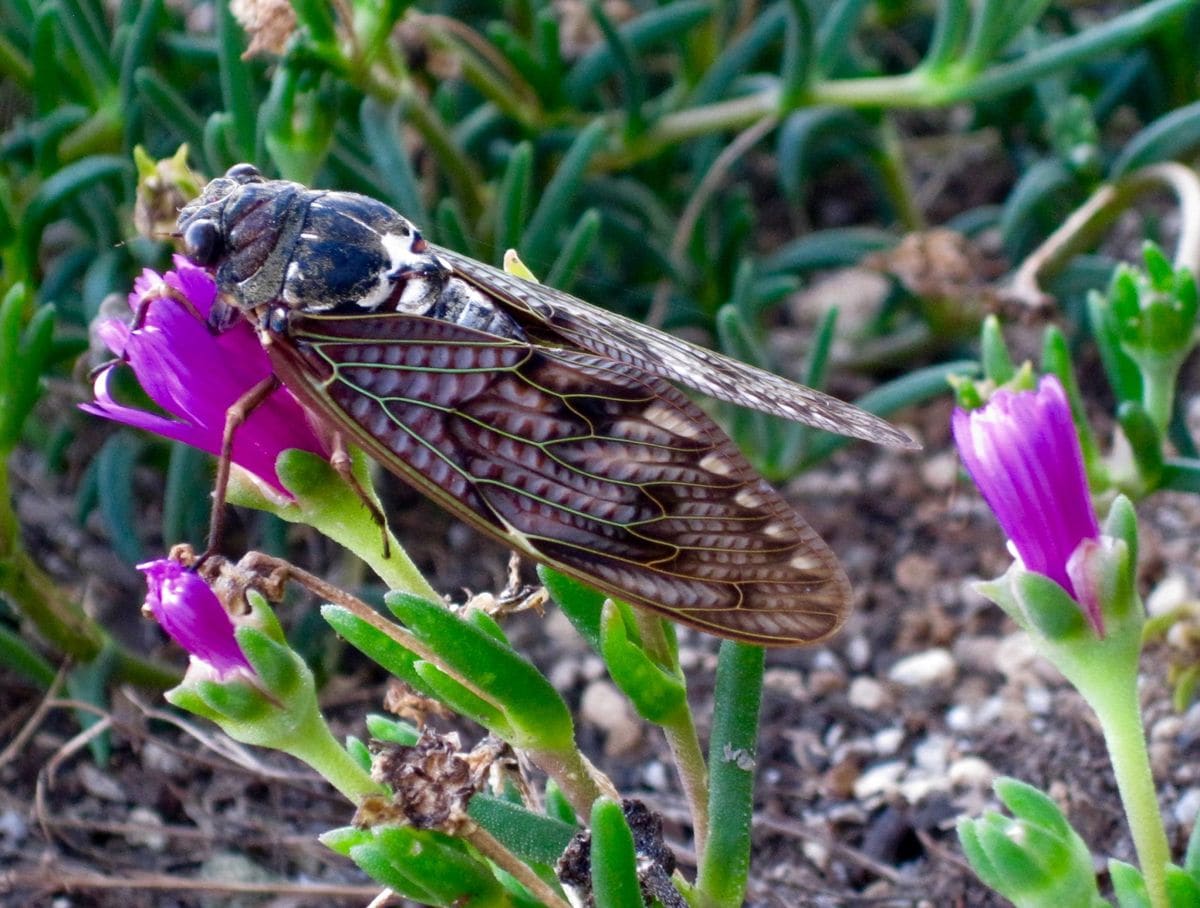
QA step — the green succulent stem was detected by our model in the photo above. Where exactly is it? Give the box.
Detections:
[1010,574,1170,908]
[1049,624,1170,908]
[633,611,710,857]
[272,703,382,803]
[695,642,764,908]
[524,745,615,821]
[596,0,1190,170]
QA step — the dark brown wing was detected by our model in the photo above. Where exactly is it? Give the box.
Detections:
[433,245,917,450]
[265,310,850,646]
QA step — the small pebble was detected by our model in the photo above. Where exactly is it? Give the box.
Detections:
[763,668,806,696]
[872,726,904,756]
[900,774,942,804]
[1024,685,1052,715]
[126,806,167,851]
[579,655,606,682]
[888,648,956,687]
[824,756,861,799]
[945,696,1003,732]
[0,809,27,846]
[993,633,1051,682]
[1146,574,1190,616]
[542,609,579,646]
[812,649,844,672]
[921,451,959,491]
[952,635,1003,674]
[809,669,846,697]
[802,839,830,869]
[1180,702,1200,746]
[912,735,951,775]
[894,554,937,592]
[141,739,186,776]
[1151,715,1183,743]
[1150,739,1174,779]
[1173,787,1200,826]
[580,680,641,756]
[848,677,890,712]
[78,762,126,802]
[844,634,871,671]
[865,459,898,490]
[642,761,669,791]
[949,756,995,788]
[546,659,581,691]
[853,760,906,800]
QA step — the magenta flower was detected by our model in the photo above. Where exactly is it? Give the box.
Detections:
[952,375,1102,630]
[81,256,324,496]
[140,558,251,676]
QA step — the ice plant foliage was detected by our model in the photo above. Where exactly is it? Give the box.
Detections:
[81,256,325,496]
[952,375,1103,631]
[139,557,250,676]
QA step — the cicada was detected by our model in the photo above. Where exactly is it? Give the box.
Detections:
[175,164,915,647]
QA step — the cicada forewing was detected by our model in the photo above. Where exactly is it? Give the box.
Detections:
[264,309,851,646]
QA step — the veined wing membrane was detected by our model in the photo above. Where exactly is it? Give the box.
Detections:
[267,311,850,645]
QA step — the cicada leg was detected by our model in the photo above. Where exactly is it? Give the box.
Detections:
[200,374,282,566]
[328,430,392,559]
[201,378,393,566]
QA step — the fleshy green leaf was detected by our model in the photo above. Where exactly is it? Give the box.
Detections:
[1109,859,1151,908]
[386,593,574,751]
[364,714,421,746]
[468,794,577,865]
[598,601,687,724]
[412,659,514,737]
[589,798,642,908]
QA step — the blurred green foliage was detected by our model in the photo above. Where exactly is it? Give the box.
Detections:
[3,0,1196,545]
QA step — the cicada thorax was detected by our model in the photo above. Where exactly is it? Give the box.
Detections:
[178,165,525,340]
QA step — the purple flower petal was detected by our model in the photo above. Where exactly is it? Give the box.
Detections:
[953,375,1100,606]
[81,258,325,495]
[139,558,252,676]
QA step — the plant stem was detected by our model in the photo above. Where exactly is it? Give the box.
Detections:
[259,553,615,817]
[695,642,764,908]
[230,460,441,602]
[874,115,923,232]
[287,709,383,803]
[1080,663,1170,908]
[527,746,616,820]
[1052,618,1170,908]
[1009,162,1200,308]
[635,613,710,857]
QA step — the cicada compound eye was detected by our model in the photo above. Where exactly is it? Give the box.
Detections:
[225,163,264,184]
[183,219,223,266]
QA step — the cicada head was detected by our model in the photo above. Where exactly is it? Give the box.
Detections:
[177,164,311,317]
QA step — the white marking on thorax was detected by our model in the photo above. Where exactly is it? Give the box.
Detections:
[283,260,303,305]
[353,231,420,311]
